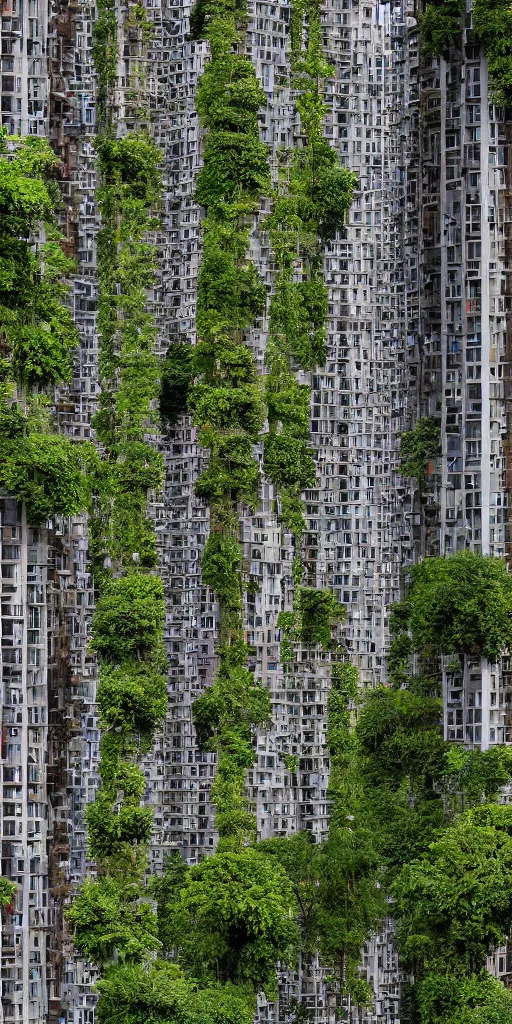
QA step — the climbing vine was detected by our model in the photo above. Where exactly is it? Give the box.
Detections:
[264,0,356,545]
[0,136,94,524]
[67,2,170,1012]
[185,0,273,849]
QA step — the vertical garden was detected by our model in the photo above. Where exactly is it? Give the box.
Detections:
[5,0,512,1020]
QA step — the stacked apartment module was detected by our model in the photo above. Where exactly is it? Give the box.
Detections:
[403,5,512,753]
[1,0,512,1020]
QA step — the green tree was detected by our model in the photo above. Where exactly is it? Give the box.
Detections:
[317,824,386,1009]
[149,851,189,954]
[258,831,322,950]
[356,686,445,791]
[413,971,512,1024]
[160,340,194,424]
[391,551,512,663]
[394,813,512,976]
[166,849,299,993]
[97,661,167,737]
[66,876,160,966]
[419,0,464,56]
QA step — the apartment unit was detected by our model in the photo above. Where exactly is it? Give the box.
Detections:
[1,0,512,1020]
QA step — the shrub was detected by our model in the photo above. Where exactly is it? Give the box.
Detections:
[197,54,266,133]
[394,813,512,973]
[192,662,271,752]
[190,381,263,436]
[95,133,161,202]
[197,244,266,332]
[473,0,512,105]
[399,417,440,482]
[201,533,243,611]
[90,574,165,661]
[95,962,256,1024]
[195,434,259,507]
[264,434,316,489]
[0,877,16,907]
[419,0,464,56]
[266,376,311,436]
[66,876,160,966]
[313,164,358,239]
[299,588,345,647]
[97,661,167,735]
[113,442,164,492]
[86,799,153,859]
[195,133,270,208]
[99,759,146,800]
[0,434,94,524]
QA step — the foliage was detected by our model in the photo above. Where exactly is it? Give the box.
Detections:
[267,374,311,435]
[97,661,167,736]
[195,133,270,209]
[196,53,266,133]
[356,687,445,788]
[391,551,512,663]
[387,632,414,686]
[112,441,164,492]
[0,141,78,388]
[0,434,95,524]
[197,235,266,333]
[86,797,153,859]
[0,877,16,907]
[263,0,356,673]
[193,657,271,756]
[299,588,345,647]
[445,746,512,803]
[317,824,386,1001]
[66,876,160,965]
[92,0,117,99]
[160,340,194,424]
[412,971,512,1024]
[98,758,146,800]
[201,533,244,611]
[149,852,189,953]
[282,753,299,773]
[195,434,260,507]
[189,0,246,41]
[0,139,91,529]
[399,417,440,483]
[96,962,256,1024]
[95,132,161,202]
[258,831,322,949]
[90,574,165,660]
[394,812,512,974]
[169,849,299,993]
[473,0,512,105]
[419,0,464,56]
[263,434,316,489]
[75,13,169,1023]
[190,379,264,435]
